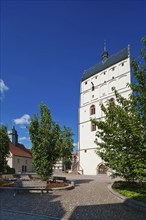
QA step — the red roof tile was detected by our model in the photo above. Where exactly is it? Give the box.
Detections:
[9,142,32,158]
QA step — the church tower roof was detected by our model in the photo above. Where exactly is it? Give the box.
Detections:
[11,126,18,146]
[82,47,129,82]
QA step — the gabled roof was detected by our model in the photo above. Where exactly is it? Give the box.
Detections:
[9,142,32,158]
[81,47,129,82]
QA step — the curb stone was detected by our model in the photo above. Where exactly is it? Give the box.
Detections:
[108,183,146,213]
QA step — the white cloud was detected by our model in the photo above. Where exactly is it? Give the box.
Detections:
[8,130,12,141]
[20,126,27,129]
[0,79,9,99]
[19,136,30,145]
[14,114,30,125]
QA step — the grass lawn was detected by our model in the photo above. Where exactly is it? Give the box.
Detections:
[112,181,146,203]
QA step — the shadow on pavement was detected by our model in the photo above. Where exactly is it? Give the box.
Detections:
[74,179,94,186]
[0,191,65,219]
[69,203,146,220]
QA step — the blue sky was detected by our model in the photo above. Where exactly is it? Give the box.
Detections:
[0,0,146,151]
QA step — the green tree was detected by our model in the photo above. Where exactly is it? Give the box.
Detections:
[59,126,74,170]
[28,103,74,180]
[93,92,145,182]
[0,125,10,173]
[93,38,146,182]
[28,104,61,180]
[130,37,146,181]
[130,37,146,125]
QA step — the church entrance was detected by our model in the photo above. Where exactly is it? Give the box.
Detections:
[97,163,107,174]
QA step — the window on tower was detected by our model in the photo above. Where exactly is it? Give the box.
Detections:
[91,122,96,132]
[91,82,94,91]
[108,97,115,107]
[90,105,96,115]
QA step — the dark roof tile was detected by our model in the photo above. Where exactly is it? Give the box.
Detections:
[9,142,32,158]
[82,47,128,81]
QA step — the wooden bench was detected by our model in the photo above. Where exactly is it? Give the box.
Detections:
[53,176,67,182]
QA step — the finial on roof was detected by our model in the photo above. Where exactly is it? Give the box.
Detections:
[104,39,106,51]
[128,44,130,57]
[102,40,108,62]
[12,119,15,128]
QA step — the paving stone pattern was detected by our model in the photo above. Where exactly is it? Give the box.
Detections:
[0,174,146,220]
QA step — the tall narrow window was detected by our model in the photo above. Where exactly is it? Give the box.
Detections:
[91,122,96,132]
[91,82,94,91]
[90,105,96,115]
[22,165,24,172]
[25,166,27,172]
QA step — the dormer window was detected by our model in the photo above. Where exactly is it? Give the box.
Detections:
[85,81,87,85]
[90,105,96,115]
[121,62,124,66]
[112,67,115,71]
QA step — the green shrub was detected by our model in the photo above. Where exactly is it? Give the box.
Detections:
[4,165,15,174]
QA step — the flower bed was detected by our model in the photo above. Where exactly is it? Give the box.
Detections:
[0,181,15,187]
[46,180,69,188]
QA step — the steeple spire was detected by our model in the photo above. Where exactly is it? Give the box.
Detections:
[102,40,108,62]
[12,126,18,146]
[104,39,106,51]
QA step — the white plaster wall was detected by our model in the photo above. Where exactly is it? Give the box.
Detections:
[79,121,97,148]
[7,153,13,168]
[80,58,131,106]
[54,160,63,171]
[8,156,33,173]
[80,149,102,175]
[79,56,131,175]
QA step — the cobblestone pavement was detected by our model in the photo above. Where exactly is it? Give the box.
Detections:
[0,173,146,220]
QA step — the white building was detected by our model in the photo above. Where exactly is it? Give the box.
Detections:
[78,46,131,175]
[7,127,33,173]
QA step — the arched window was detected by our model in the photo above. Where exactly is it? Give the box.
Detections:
[90,105,96,115]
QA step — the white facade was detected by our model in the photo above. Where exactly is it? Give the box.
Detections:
[53,159,64,171]
[79,47,131,175]
[7,153,33,173]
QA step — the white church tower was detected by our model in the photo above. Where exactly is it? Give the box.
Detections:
[78,46,131,175]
